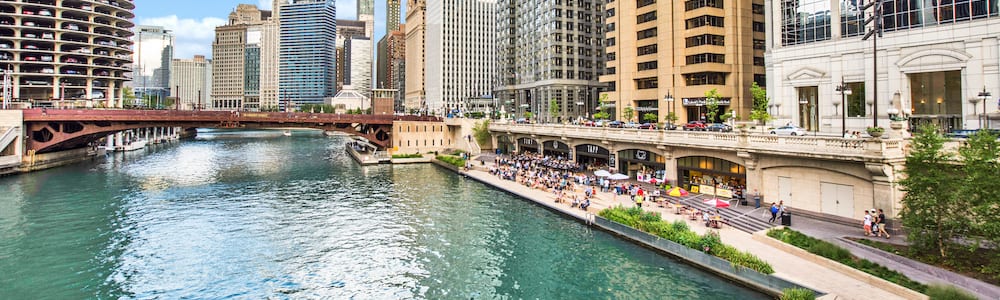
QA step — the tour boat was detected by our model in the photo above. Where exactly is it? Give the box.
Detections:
[116,139,148,152]
[283,130,292,136]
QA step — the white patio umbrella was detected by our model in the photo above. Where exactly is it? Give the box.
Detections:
[594,170,612,177]
[608,173,629,180]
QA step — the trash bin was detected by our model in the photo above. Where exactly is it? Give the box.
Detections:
[781,212,791,226]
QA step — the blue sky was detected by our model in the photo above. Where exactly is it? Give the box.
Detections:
[134,0,405,59]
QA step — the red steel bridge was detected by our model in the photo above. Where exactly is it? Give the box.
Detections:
[21,109,441,153]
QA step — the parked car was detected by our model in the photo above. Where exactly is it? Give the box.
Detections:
[42,32,54,39]
[40,55,52,62]
[63,69,80,74]
[25,80,50,85]
[607,120,624,128]
[663,123,678,130]
[22,21,36,27]
[637,123,657,130]
[582,120,596,127]
[38,10,52,16]
[515,118,529,124]
[40,68,54,74]
[95,70,109,76]
[705,123,733,132]
[682,121,708,131]
[22,10,35,15]
[23,44,38,50]
[624,122,640,128]
[0,53,10,60]
[770,125,807,136]
[23,56,37,61]
[64,24,79,31]
[23,33,38,38]
[0,44,10,49]
[63,57,78,63]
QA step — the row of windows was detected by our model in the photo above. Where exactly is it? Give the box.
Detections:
[637,60,658,71]
[636,77,658,89]
[638,0,655,9]
[637,28,657,39]
[686,53,725,64]
[685,0,724,11]
[553,45,597,56]
[637,11,657,24]
[686,15,724,29]
[637,44,657,56]
[686,34,725,47]
[683,72,726,85]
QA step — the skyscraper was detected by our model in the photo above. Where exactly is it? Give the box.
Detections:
[346,37,372,95]
[496,0,606,122]
[386,0,400,33]
[279,0,337,107]
[336,20,366,92]
[169,55,211,110]
[422,0,497,115]
[357,0,374,38]
[211,4,270,110]
[404,0,426,112]
[132,25,174,104]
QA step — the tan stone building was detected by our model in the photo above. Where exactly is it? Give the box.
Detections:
[600,0,766,124]
[211,4,270,111]
[169,55,211,110]
[404,0,426,113]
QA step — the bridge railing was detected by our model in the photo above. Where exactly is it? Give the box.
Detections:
[490,123,907,161]
[20,108,441,125]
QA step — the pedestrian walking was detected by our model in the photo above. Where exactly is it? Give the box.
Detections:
[862,210,873,236]
[876,209,891,239]
[768,202,779,223]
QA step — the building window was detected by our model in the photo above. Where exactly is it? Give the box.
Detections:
[685,34,725,47]
[637,44,657,56]
[685,53,725,64]
[753,21,765,32]
[686,15,725,29]
[636,77,658,89]
[840,0,864,37]
[606,8,616,17]
[606,37,616,46]
[637,11,657,24]
[638,0,655,8]
[637,28,657,40]
[753,39,766,50]
[637,60,658,71]
[685,0,724,11]
[781,0,832,46]
[753,3,765,14]
[608,52,616,60]
[796,86,819,131]
[607,22,616,31]
[606,67,616,74]
[754,74,766,87]
[683,72,726,85]
[753,56,764,66]
[845,82,865,117]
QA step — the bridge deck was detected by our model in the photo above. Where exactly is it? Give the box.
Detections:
[22,109,440,125]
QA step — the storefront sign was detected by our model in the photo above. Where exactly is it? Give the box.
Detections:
[609,154,616,168]
[682,98,732,106]
[576,144,610,156]
[635,150,648,161]
[716,189,733,199]
[699,185,715,196]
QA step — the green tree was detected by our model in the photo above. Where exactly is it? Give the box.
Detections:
[749,82,772,124]
[549,98,560,121]
[899,124,963,259]
[622,106,634,122]
[593,111,610,120]
[642,113,658,123]
[472,119,493,149]
[705,89,721,123]
[958,130,1000,260]
[665,112,678,124]
[523,111,534,120]
[122,86,135,108]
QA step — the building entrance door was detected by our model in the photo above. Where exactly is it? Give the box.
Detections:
[821,182,855,218]
[778,176,792,204]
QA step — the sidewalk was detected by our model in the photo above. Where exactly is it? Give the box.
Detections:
[462,161,908,300]
[789,215,1000,300]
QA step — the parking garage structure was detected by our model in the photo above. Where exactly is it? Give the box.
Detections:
[0,0,134,108]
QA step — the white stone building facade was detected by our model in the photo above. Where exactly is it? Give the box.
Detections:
[423,0,497,115]
[169,55,211,110]
[765,0,1000,134]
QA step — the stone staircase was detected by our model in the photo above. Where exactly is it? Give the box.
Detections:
[676,196,775,233]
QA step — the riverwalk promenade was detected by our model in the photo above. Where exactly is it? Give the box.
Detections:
[458,163,909,300]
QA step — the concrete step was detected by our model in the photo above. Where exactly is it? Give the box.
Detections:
[678,198,776,234]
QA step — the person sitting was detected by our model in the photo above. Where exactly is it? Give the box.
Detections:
[580,199,591,211]
[571,197,580,208]
[703,211,711,227]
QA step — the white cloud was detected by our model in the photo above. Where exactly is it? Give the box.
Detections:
[137,15,227,59]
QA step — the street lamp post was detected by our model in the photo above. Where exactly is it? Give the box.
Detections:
[977,87,991,129]
[835,80,852,136]
[664,90,674,128]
